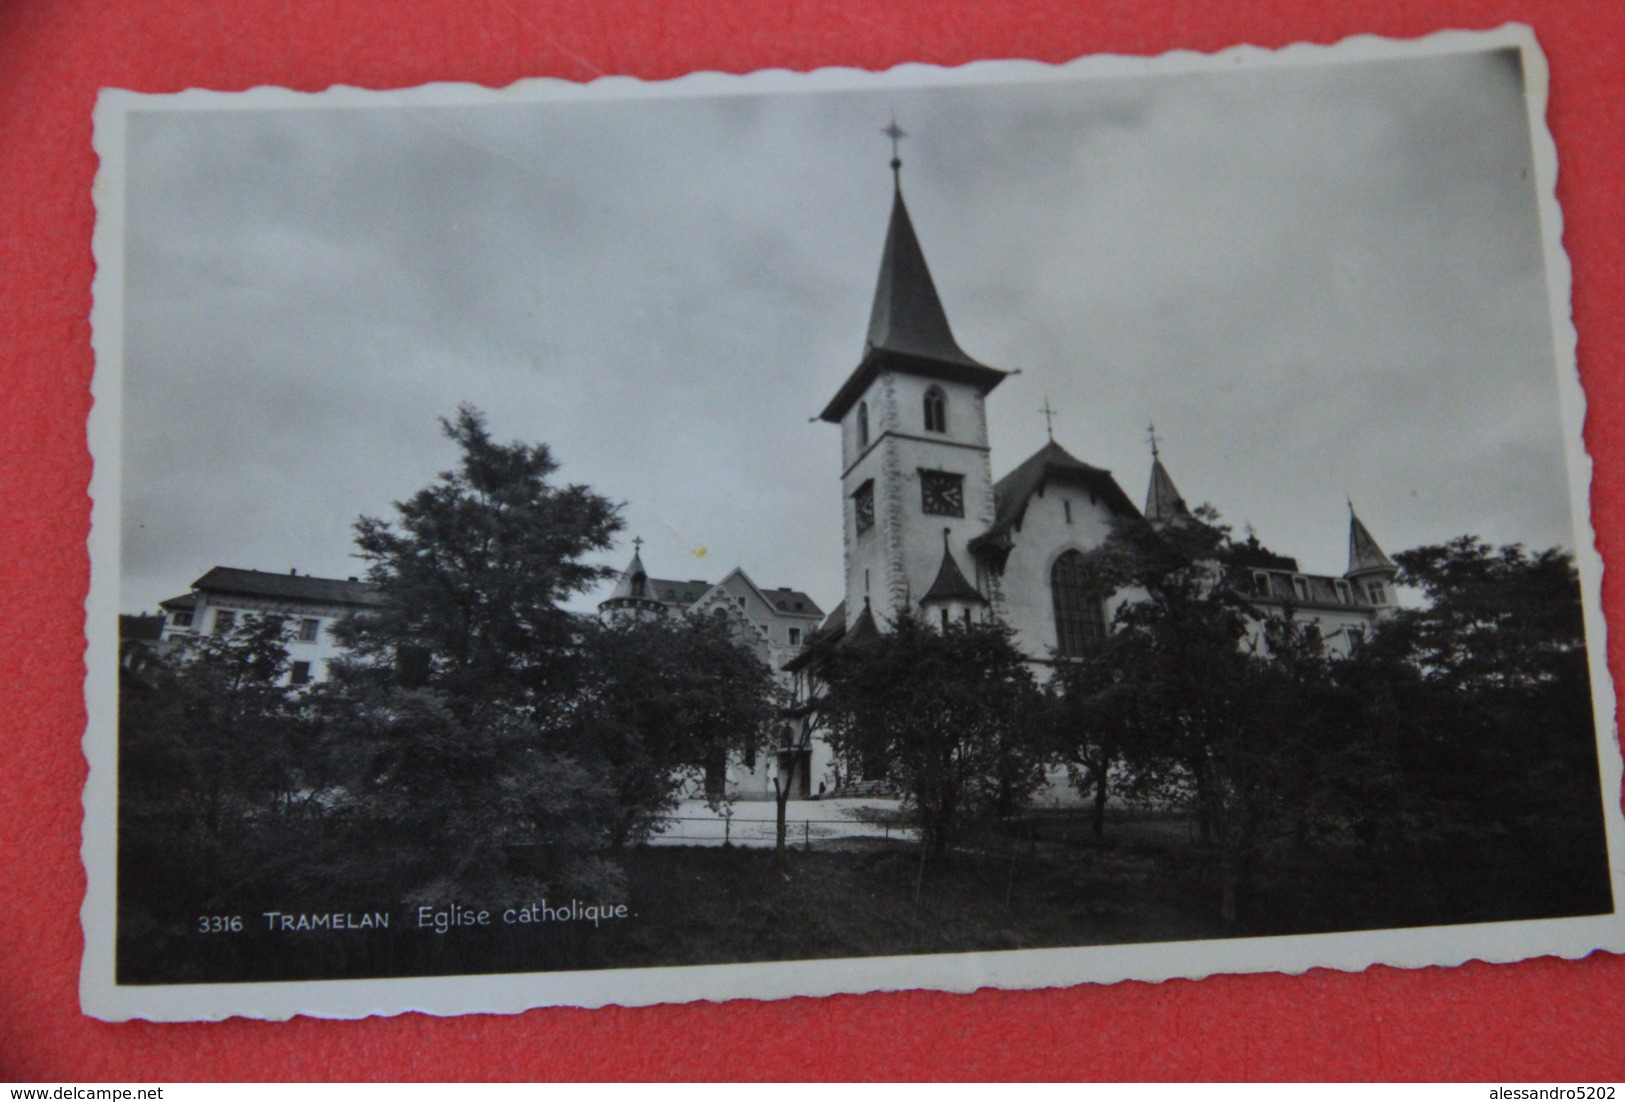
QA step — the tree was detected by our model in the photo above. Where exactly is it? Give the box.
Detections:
[337,404,622,722]
[1385,538,1603,848]
[817,613,1044,858]
[118,612,325,951]
[565,614,782,847]
[323,406,630,903]
[309,678,622,904]
[1047,629,1150,840]
[1088,511,1357,922]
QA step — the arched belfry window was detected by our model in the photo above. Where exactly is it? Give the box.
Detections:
[1052,550,1107,657]
[924,386,947,433]
[857,401,870,448]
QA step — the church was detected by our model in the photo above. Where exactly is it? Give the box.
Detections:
[805,142,1400,671]
[607,139,1403,801]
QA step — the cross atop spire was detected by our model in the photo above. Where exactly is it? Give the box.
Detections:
[882,117,906,174]
[1039,397,1058,442]
[632,535,643,552]
[1147,421,1161,459]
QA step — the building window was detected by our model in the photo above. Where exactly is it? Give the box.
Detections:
[170,611,194,628]
[297,617,320,642]
[1366,580,1389,606]
[963,608,973,627]
[853,480,875,533]
[923,386,947,433]
[1346,627,1365,650]
[1291,576,1310,602]
[920,469,964,517]
[290,661,312,685]
[213,610,236,635]
[713,607,728,621]
[1252,572,1272,598]
[1334,579,1353,605]
[857,401,869,448]
[737,596,747,609]
[788,627,802,646]
[1064,499,1072,524]
[1052,550,1106,657]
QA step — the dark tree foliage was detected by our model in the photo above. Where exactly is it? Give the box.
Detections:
[337,404,622,721]
[566,614,783,848]
[118,614,332,970]
[819,612,1044,857]
[1058,516,1609,927]
[1047,629,1149,841]
[307,679,623,905]
[1383,539,1605,866]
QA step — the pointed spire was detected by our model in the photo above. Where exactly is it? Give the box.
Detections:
[920,528,988,606]
[606,540,652,602]
[1346,505,1396,577]
[863,173,984,369]
[816,135,1008,424]
[841,597,881,647]
[1144,450,1193,526]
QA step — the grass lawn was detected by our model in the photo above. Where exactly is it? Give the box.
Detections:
[117,809,1612,984]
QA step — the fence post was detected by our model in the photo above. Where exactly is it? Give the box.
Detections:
[724,814,731,848]
[803,819,810,852]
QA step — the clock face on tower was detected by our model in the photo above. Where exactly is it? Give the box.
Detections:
[853,481,875,533]
[920,470,965,517]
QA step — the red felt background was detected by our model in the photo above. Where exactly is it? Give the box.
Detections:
[2,0,1622,1082]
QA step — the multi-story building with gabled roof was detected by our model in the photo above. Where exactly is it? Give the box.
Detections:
[158,566,384,686]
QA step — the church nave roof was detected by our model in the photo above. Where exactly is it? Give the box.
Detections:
[969,440,1139,558]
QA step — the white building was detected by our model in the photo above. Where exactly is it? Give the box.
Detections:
[158,566,383,686]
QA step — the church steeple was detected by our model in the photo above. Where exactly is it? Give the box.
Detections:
[817,141,1008,424]
[824,131,1007,634]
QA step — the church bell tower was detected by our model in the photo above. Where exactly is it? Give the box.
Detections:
[818,126,1009,629]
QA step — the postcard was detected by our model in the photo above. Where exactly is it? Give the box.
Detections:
[83,23,1625,1020]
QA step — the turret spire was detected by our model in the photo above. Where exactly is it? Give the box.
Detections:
[1346,504,1396,577]
[920,528,988,608]
[1144,435,1193,526]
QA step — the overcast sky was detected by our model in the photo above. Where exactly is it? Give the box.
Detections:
[114,39,1576,617]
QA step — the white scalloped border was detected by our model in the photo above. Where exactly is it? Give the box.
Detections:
[82,21,1623,1022]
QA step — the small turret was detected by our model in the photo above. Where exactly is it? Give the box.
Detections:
[1143,427,1195,527]
[919,528,988,630]
[598,538,669,621]
[1345,505,1398,609]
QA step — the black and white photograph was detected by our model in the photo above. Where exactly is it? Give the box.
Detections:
[84,25,1625,1020]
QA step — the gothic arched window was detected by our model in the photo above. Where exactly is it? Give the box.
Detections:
[923,386,947,433]
[1052,550,1106,657]
[857,401,870,448]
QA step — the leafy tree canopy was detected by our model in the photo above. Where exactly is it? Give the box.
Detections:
[819,612,1044,856]
[338,405,622,720]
